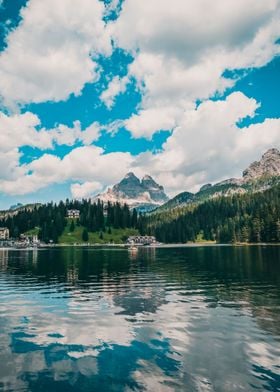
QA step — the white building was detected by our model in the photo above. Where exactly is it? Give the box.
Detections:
[67,209,80,219]
[0,227,9,240]
[126,235,156,245]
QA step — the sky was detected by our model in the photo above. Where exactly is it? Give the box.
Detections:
[0,0,280,209]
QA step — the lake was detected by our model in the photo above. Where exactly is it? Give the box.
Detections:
[0,246,280,391]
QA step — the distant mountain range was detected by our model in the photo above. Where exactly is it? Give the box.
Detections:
[93,172,169,211]
[93,148,280,213]
[2,148,279,216]
[0,203,42,219]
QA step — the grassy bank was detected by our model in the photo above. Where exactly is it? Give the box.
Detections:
[59,222,139,244]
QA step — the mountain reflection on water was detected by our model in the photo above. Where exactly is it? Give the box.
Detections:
[0,246,280,392]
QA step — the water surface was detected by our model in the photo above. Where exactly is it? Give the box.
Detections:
[0,246,280,391]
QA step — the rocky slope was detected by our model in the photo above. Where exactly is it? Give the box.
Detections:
[93,172,169,211]
[243,148,280,181]
[0,203,42,219]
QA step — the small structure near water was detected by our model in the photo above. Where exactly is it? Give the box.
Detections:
[126,235,157,246]
[0,227,9,240]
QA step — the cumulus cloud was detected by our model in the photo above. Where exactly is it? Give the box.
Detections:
[0,111,103,186]
[110,0,280,138]
[1,93,280,198]
[125,105,185,139]
[71,181,103,199]
[0,146,133,195]
[0,0,280,199]
[0,0,111,106]
[100,76,129,109]
[133,92,280,194]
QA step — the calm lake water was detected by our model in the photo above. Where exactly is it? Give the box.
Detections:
[0,246,280,392]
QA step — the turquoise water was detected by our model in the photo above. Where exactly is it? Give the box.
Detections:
[0,246,280,391]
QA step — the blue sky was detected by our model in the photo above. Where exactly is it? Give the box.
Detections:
[0,0,280,209]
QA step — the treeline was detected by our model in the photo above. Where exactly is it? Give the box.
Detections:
[0,199,139,243]
[2,202,67,243]
[143,185,280,243]
[79,200,138,231]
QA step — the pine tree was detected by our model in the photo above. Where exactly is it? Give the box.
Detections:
[69,220,75,232]
[82,228,89,242]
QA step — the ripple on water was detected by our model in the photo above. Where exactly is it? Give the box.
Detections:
[0,246,280,392]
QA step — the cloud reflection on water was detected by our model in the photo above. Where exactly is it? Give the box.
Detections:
[0,246,280,391]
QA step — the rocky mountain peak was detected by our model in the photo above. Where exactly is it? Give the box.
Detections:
[243,148,280,181]
[112,172,142,199]
[263,148,280,158]
[141,174,168,203]
[142,174,153,180]
[93,172,169,210]
[124,172,139,180]
[118,172,141,186]
[141,174,161,188]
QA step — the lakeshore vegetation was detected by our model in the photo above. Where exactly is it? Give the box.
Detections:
[142,184,280,244]
[0,184,279,244]
[0,200,141,244]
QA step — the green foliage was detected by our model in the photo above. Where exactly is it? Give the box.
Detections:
[143,184,280,244]
[82,228,89,242]
[69,220,75,232]
[59,225,139,244]
[0,199,139,244]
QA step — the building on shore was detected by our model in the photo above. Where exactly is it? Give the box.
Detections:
[0,227,9,240]
[126,235,157,246]
[19,234,39,245]
[67,209,80,219]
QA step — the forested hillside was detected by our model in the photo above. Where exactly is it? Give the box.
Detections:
[0,200,139,243]
[142,185,280,243]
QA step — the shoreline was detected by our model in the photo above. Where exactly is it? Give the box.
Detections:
[1,242,280,250]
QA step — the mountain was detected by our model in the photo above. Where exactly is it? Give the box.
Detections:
[0,203,42,219]
[158,148,280,212]
[93,172,169,211]
[144,182,280,244]
[158,192,195,210]
[9,203,23,210]
[143,148,280,244]
[243,148,280,181]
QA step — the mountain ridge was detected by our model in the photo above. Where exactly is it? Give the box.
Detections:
[157,148,280,212]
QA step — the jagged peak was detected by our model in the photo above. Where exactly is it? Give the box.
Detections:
[262,148,280,157]
[142,174,153,181]
[242,147,280,182]
[124,172,139,180]
[117,172,141,186]
[141,175,164,192]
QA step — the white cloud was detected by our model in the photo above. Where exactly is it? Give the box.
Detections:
[0,1,280,199]
[0,111,51,152]
[71,181,103,199]
[110,0,280,138]
[0,0,111,106]
[0,111,103,186]
[50,121,101,146]
[112,0,279,57]
[0,146,133,196]
[1,93,280,198]
[100,76,129,109]
[133,92,280,195]
[124,106,182,139]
